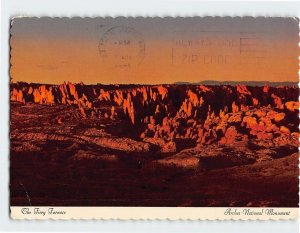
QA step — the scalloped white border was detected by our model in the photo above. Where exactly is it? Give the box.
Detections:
[1,0,300,231]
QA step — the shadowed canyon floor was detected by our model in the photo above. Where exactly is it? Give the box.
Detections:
[10,83,299,206]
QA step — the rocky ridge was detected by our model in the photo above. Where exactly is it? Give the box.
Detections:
[11,82,299,168]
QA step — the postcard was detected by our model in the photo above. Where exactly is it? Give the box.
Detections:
[9,17,299,220]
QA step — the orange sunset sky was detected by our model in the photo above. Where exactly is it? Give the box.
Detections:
[10,17,299,84]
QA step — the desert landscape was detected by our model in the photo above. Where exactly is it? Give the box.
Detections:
[10,82,299,207]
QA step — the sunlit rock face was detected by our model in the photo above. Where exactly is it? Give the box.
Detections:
[10,82,299,150]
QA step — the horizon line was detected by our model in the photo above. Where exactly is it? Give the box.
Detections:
[10,80,299,87]
[10,80,299,84]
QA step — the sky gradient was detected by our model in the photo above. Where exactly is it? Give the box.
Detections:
[10,17,299,84]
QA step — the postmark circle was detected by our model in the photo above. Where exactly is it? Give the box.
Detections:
[98,26,145,68]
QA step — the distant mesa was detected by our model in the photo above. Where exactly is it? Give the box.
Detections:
[174,80,298,87]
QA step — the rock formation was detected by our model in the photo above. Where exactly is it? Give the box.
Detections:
[10,82,299,151]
